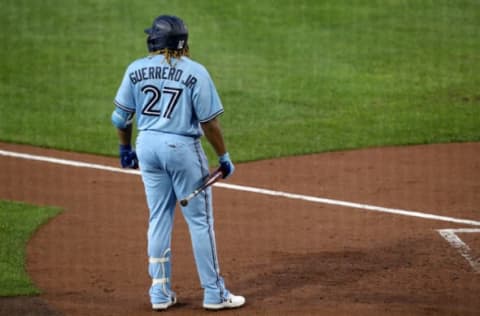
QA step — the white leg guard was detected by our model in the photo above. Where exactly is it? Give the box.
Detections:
[149,248,175,302]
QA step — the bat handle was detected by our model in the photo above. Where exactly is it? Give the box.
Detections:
[179,169,222,207]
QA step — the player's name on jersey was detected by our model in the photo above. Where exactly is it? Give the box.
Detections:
[129,66,197,89]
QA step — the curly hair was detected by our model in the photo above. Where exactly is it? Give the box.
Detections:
[150,46,190,65]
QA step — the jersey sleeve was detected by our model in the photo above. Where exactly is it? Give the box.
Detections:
[192,68,224,123]
[113,66,136,113]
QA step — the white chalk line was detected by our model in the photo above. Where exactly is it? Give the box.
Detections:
[216,182,480,226]
[438,229,480,273]
[0,149,141,176]
[2,148,480,227]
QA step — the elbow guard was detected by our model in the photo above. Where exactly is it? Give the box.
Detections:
[111,107,134,129]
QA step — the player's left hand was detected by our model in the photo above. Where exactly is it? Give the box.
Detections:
[119,144,139,169]
[219,152,234,179]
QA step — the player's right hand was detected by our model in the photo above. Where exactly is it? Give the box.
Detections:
[219,152,234,179]
[119,144,139,169]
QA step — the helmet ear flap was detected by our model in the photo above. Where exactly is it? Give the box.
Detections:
[146,35,155,52]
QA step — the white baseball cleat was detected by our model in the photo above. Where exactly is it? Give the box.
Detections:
[152,296,177,311]
[203,294,246,310]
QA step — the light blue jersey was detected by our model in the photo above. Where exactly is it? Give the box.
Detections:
[114,54,224,137]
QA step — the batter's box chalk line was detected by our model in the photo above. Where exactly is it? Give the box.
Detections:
[438,228,480,273]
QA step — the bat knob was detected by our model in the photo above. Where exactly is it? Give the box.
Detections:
[180,199,188,207]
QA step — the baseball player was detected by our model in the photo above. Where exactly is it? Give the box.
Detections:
[111,15,245,311]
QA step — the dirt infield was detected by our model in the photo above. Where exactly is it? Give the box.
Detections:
[0,142,479,315]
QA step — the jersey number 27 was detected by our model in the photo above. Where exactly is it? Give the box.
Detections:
[141,85,183,119]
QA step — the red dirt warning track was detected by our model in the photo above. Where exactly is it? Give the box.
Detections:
[0,142,479,316]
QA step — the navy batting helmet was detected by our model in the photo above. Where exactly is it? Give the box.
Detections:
[145,15,188,52]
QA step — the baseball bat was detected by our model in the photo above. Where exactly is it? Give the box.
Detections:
[179,169,223,207]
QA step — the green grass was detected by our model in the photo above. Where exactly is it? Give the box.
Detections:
[0,201,61,296]
[1,0,479,163]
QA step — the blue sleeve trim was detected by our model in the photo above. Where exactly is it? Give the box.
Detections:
[199,109,224,123]
[114,100,135,113]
